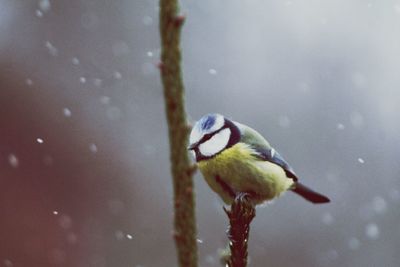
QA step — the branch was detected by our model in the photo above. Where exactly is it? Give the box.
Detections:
[159,1,198,267]
[223,193,256,267]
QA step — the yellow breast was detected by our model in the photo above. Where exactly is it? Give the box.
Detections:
[197,143,294,204]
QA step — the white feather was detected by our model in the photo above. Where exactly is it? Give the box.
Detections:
[189,114,224,145]
[189,149,196,159]
[189,129,203,146]
[207,115,225,133]
[199,128,231,157]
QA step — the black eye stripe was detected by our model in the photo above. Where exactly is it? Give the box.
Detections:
[194,118,240,162]
[198,126,228,145]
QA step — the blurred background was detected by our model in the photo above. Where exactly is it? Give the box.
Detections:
[1,0,399,266]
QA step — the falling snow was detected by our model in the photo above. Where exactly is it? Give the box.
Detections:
[3,259,13,267]
[372,196,387,214]
[45,41,58,56]
[336,123,345,130]
[3,2,400,267]
[71,57,80,65]
[36,9,43,17]
[8,154,19,168]
[63,108,72,117]
[89,143,98,153]
[38,0,51,13]
[365,223,380,240]
[209,68,217,75]
[113,71,122,79]
[25,79,33,86]
[322,212,334,225]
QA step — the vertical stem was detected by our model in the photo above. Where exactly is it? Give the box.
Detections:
[224,193,256,267]
[159,1,198,267]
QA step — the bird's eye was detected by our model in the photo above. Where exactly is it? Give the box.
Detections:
[202,133,213,142]
[199,126,226,144]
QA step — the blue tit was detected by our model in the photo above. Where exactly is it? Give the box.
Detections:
[188,113,330,205]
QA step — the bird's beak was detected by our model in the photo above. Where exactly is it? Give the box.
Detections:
[188,143,197,150]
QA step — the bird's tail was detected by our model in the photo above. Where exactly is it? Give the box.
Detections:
[291,182,330,204]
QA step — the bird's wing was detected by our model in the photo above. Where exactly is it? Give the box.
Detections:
[236,122,298,181]
[253,147,298,181]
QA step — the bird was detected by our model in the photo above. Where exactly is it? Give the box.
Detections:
[188,113,330,205]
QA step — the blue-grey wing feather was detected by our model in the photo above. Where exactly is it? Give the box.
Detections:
[252,147,298,181]
[235,122,298,181]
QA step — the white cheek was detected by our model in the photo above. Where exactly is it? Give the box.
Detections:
[199,128,231,157]
[189,150,196,159]
[189,130,202,145]
[208,115,224,132]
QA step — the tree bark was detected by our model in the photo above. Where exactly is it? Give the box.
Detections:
[159,1,198,267]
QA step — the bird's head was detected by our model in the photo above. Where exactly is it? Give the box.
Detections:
[188,114,240,161]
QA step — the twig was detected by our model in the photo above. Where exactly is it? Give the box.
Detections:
[224,193,256,267]
[159,1,198,267]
